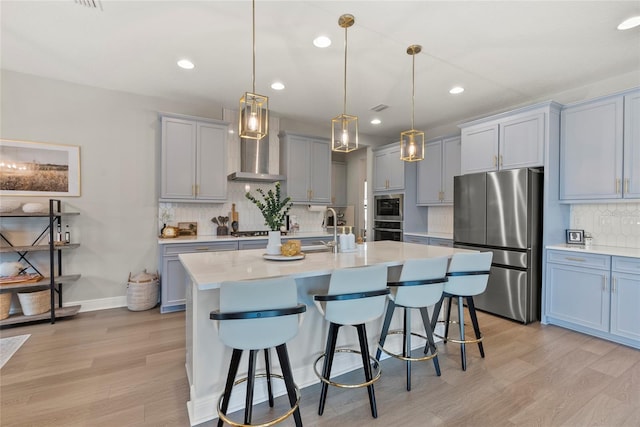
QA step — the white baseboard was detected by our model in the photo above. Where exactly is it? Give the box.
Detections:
[63,296,127,312]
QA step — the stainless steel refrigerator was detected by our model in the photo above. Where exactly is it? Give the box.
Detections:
[453,167,543,324]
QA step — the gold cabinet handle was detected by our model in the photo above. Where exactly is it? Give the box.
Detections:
[493,155,497,167]
[195,247,210,251]
[195,184,200,196]
[616,178,621,194]
[625,178,629,194]
[192,185,195,196]
[602,276,607,292]
[499,154,503,167]
[565,257,585,262]
[612,277,616,293]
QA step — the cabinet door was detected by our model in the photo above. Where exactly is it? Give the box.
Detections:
[286,137,311,202]
[546,263,609,332]
[332,162,348,206]
[560,97,624,200]
[197,122,227,200]
[428,237,453,247]
[161,117,196,199]
[500,113,544,169]
[238,240,268,250]
[417,140,443,205]
[461,124,499,174]
[161,256,188,312]
[309,140,331,203]
[610,271,640,342]
[403,235,429,245]
[386,146,405,191]
[373,150,389,191]
[623,91,640,199]
[441,136,461,204]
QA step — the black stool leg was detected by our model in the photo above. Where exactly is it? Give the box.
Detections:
[318,322,340,416]
[244,349,258,425]
[264,348,274,407]
[419,307,441,376]
[457,296,467,371]
[444,295,453,344]
[376,300,395,362]
[466,296,485,358]
[276,343,303,427]
[356,323,377,418]
[403,308,412,391]
[218,348,243,427]
[427,295,445,354]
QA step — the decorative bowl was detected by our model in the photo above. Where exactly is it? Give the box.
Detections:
[22,202,45,213]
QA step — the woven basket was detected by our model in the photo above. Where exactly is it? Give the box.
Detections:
[0,293,11,320]
[17,289,50,316]
[127,270,159,311]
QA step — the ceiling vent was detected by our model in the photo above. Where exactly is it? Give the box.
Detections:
[370,104,389,112]
[74,0,103,10]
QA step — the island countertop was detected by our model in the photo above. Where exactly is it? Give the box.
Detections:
[179,240,475,291]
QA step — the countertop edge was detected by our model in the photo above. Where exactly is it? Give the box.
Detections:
[546,244,640,259]
[158,232,332,245]
[403,232,453,240]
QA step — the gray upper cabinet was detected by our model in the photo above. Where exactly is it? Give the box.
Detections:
[460,107,547,174]
[560,88,639,201]
[160,114,228,202]
[417,136,460,205]
[279,131,331,204]
[331,161,348,206]
[373,144,404,192]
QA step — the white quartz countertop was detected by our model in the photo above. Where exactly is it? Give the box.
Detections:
[179,240,477,290]
[546,244,640,259]
[158,231,332,245]
[403,231,453,240]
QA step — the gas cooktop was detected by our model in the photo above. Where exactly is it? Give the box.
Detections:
[230,230,288,237]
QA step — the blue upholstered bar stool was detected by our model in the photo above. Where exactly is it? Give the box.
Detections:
[375,257,449,391]
[430,252,493,371]
[313,264,390,419]
[210,276,306,427]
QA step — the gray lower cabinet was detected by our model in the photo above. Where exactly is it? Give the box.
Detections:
[403,235,452,247]
[428,237,453,248]
[403,234,429,245]
[159,241,238,313]
[237,240,268,250]
[545,250,639,348]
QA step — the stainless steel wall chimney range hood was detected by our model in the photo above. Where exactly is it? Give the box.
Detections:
[227,137,285,182]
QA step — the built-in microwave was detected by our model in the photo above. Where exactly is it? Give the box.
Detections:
[373,194,403,221]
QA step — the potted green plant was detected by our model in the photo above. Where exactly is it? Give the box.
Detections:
[246,182,292,254]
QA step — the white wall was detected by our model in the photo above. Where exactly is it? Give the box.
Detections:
[0,70,225,308]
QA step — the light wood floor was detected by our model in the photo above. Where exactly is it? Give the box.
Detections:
[1,307,639,426]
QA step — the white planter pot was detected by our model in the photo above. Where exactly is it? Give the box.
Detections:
[266,231,282,255]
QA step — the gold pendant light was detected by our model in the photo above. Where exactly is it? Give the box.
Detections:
[239,0,268,140]
[400,45,425,162]
[331,14,358,153]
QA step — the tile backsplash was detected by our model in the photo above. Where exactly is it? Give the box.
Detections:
[570,203,640,248]
[159,181,325,235]
[427,206,453,234]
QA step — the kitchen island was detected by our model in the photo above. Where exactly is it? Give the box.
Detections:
[180,240,477,426]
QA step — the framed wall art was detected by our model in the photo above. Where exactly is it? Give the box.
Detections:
[0,139,81,197]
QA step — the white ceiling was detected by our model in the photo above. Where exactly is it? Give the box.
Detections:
[2,1,639,140]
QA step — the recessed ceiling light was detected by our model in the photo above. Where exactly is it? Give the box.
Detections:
[370,119,381,125]
[177,59,194,70]
[313,36,331,48]
[271,82,285,90]
[449,86,464,94]
[618,16,640,30]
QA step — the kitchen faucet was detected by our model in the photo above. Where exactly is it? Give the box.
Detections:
[323,207,338,253]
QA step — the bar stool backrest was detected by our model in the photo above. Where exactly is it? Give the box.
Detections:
[445,252,493,296]
[218,276,300,350]
[393,256,449,308]
[323,264,388,325]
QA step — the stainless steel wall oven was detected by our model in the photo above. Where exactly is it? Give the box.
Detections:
[373,194,403,241]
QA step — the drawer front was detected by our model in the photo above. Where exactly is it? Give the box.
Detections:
[612,256,640,274]
[163,241,238,255]
[238,240,268,250]
[546,250,610,270]
[403,235,429,245]
[428,237,453,248]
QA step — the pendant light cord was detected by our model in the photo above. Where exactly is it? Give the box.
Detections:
[411,51,415,130]
[343,25,348,115]
[252,0,256,94]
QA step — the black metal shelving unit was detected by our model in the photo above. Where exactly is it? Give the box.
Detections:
[0,199,81,326]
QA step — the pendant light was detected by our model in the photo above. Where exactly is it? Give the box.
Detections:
[400,45,425,162]
[331,14,358,153]
[239,0,268,140]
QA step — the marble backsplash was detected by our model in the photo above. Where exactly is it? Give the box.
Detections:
[570,203,640,248]
[159,181,325,235]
